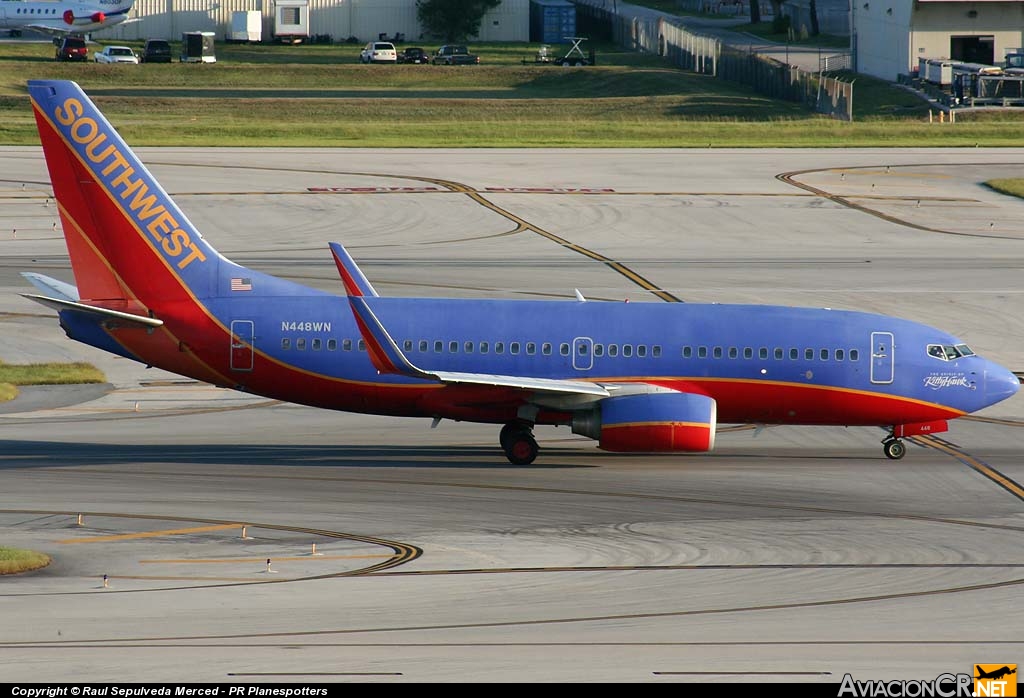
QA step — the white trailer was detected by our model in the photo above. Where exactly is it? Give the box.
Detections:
[230,11,262,43]
[273,0,309,44]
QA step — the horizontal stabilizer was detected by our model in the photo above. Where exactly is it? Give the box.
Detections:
[21,294,164,328]
[20,272,80,302]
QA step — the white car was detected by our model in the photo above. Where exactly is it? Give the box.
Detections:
[94,46,139,64]
[360,41,396,64]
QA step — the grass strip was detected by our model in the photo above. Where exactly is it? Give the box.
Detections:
[0,361,106,386]
[0,546,51,574]
[985,178,1024,199]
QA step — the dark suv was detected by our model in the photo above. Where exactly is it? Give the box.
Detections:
[140,39,172,64]
[55,37,88,62]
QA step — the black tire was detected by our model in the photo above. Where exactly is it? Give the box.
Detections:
[883,439,906,460]
[505,434,538,465]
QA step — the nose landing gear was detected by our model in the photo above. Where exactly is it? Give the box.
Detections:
[500,421,538,465]
[882,436,906,460]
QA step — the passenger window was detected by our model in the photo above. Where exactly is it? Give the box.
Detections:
[282,338,291,350]
[836,349,845,361]
[296,338,306,351]
[357,339,365,351]
[623,345,633,357]
[527,342,536,355]
[449,341,458,353]
[789,348,798,360]
[728,347,738,359]
[653,345,661,358]
[850,349,859,361]
[774,348,783,360]
[480,341,489,353]
[464,341,473,353]
[495,341,504,354]
[404,340,413,352]
[712,346,722,359]
[805,348,814,360]
[594,344,604,357]
[560,343,570,356]
[608,344,618,357]
[327,339,337,351]
[434,340,443,353]
[577,343,587,355]
[511,342,521,355]
[744,347,753,359]
[820,348,829,360]
[637,345,647,358]
[542,343,552,355]
[419,340,428,352]
[682,346,692,358]
[698,346,708,359]
[759,347,768,360]
[312,338,322,351]
[343,339,352,351]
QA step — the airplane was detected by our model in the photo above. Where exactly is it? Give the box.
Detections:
[20,79,1021,465]
[0,0,134,38]
[976,667,1016,681]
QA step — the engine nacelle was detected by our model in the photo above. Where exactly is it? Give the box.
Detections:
[63,10,75,24]
[90,11,106,23]
[572,392,717,452]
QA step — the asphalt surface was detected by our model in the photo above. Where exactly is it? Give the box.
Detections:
[0,147,1022,682]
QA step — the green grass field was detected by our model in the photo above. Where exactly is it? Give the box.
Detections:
[2,38,1022,146]
[0,361,106,404]
[0,546,51,574]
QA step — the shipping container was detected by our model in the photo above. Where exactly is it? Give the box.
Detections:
[529,0,575,44]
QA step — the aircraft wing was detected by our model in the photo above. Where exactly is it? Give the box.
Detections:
[20,24,75,38]
[329,243,610,400]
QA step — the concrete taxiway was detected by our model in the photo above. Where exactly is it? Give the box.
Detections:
[0,148,1021,682]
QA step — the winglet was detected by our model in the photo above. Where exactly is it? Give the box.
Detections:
[347,296,430,378]
[329,242,378,297]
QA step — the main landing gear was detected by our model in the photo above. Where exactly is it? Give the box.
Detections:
[882,436,906,460]
[500,421,538,465]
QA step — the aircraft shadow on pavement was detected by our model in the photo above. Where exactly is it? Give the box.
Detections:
[0,441,597,470]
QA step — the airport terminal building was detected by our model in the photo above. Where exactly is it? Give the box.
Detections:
[854,0,1024,80]
[103,0,531,43]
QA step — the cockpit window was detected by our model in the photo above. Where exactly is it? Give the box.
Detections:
[927,343,974,361]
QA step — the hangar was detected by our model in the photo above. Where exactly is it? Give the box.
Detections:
[103,0,530,43]
[853,0,1024,80]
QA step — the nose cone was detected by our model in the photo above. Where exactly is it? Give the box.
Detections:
[987,363,1021,407]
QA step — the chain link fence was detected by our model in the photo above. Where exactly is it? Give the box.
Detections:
[575,3,854,120]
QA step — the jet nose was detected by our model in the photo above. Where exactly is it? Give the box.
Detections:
[986,363,1021,407]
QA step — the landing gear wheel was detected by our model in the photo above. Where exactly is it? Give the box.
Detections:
[883,438,906,460]
[505,433,539,465]
[499,422,523,451]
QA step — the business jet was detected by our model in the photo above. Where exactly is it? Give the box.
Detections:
[21,80,1021,464]
[1,0,134,37]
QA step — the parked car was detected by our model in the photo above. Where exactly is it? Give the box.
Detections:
[94,46,139,64]
[140,39,172,63]
[432,45,479,65]
[360,41,397,64]
[396,47,430,65]
[54,36,88,62]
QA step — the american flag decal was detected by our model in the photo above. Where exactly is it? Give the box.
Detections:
[230,277,252,292]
